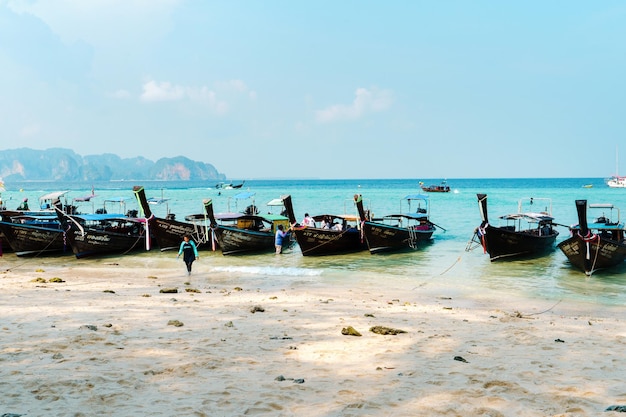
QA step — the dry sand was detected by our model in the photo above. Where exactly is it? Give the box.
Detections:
[1,255,626,417]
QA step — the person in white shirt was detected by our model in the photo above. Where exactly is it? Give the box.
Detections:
[302,213,315,227]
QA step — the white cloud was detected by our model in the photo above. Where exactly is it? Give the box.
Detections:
[140,80,185,102]
[140,80,250,114]
[316,87,393,123]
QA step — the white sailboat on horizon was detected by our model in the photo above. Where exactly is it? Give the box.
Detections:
[607,146,626,188]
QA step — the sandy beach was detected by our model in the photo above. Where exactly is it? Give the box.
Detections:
[1,254,626,417]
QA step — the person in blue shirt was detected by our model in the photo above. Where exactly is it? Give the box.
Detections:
[177,235,199,275]
[275,224,289,255]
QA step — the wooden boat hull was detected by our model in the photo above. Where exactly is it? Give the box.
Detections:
[0,229,13,253]
[66,229,147,259]
[362,222,434,254]
[149,217,216,252]
[291,226,366,256]
[482,225,558,261]
[0,222,70,256]
[149,217,194,251]
[558,234,626,275]
[214,226,286,255]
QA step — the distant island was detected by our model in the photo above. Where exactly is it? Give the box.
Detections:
[0,148,225,181]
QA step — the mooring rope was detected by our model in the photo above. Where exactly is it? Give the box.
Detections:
[519,299,563,317]
[407,227,418,249]
[411,248,465,290]
[121,228,146,255]
[580,231,601,275]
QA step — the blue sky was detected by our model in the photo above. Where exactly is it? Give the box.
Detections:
[1,1,625,179]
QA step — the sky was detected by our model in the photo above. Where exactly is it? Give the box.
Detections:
[1,1,625,180]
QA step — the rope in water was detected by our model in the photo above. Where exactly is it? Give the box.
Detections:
[411,249,465,290]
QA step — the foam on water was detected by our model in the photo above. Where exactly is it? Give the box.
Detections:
[211,265,323,277]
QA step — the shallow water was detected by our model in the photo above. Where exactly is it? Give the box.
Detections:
[3,177,626,306]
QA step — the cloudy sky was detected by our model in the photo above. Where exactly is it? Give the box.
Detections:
[1,1,625,179]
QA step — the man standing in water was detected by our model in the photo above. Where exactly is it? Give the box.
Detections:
[177,235,199,275]
[275,224,288,255]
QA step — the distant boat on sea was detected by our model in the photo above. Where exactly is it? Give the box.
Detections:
[419,180,450,193]
[607,146,626,188]
[582,184,593,188]
[215,180,245,190]
[607,176,626,188]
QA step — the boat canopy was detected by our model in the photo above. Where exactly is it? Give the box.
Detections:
[266,198,284,206]
[147,197,170,205]
[73,194,97,202]
[213,212,245,221]
[589,203,615,209]
[40,191,70,201]
[499,212,554,222]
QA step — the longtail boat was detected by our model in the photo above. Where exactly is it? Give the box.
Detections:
[282,194,366,256]
[354,193,437,254]
[558,200,626,275]
[467,194,559,261]
[207,192,292,255]
[133,185,217,252]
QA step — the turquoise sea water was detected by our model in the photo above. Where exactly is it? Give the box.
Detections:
[2,177,626,306]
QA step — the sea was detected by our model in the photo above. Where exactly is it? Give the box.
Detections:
[2,177,626,307]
